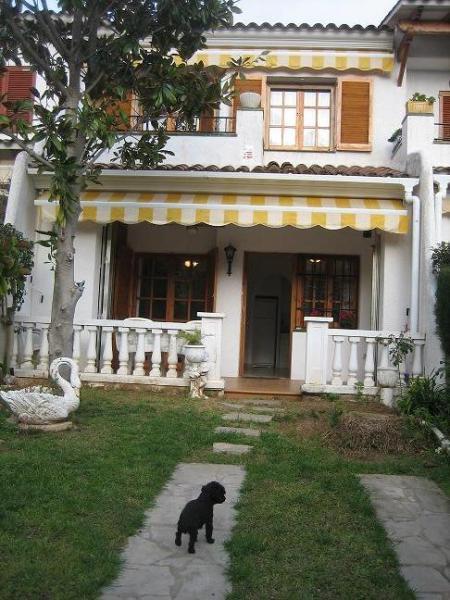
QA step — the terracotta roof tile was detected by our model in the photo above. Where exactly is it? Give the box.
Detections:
[98,161,410,177]
[218,22,392,33]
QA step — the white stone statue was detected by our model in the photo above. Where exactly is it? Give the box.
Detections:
[188,366,209,399]
[0,357,81,430]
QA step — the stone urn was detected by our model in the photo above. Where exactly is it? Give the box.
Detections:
[377,367,398,408]
[239,92,261,108]
[183,344,207,365]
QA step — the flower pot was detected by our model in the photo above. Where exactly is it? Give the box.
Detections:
[239,92,261,109]
[183,344,207,364]
[377,367,398,388]
[406,100,434,114]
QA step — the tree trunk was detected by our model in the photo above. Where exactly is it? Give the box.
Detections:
[48,196,84,361]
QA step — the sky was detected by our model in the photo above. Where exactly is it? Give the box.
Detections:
[44,0,398,27]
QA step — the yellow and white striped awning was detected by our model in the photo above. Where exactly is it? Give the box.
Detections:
[36,192,408,233]
[176,50,394,73]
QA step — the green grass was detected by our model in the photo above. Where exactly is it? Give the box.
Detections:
[0,390,449,600]
[0,389,219,600]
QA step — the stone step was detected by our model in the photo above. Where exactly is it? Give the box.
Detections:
[219,401,285,414]
[239,398,282,408]
[213,442,253,455]
[215,426,261,438]
[222,412,273,424]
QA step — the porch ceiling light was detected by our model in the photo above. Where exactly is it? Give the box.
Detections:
[224,244,236,276]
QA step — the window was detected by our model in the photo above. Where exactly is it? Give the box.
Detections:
[438,91,450,141]
[268,88,332,150]
[135,254,214,321]
[294,255,359,328]
[0,66,35,123]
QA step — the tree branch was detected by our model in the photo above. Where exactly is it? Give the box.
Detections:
[1,129,54,170]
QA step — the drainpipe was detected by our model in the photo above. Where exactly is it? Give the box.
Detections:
[404,185,420,334]
[434,175,450,244]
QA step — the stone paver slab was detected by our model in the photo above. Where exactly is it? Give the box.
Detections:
[222,412,272,424]
[213,442,252,455]
[215,426,261,438]
[219,401,284,414]
[360,474,450,598]
[102,463,245,600]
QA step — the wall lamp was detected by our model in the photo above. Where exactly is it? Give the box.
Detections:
[224,244,236,276]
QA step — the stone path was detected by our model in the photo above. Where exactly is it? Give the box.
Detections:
[102,463,245,600]
[219,401,285,414]
[360,474,450,599]
[213,442,252,454]
[215,426,261,438]
[222,412,273,424]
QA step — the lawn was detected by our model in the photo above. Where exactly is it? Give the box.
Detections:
[0,389,449,600]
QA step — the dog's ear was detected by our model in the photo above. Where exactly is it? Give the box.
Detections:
[201,485,206,492]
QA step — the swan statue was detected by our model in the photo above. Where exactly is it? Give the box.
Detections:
[0,357,81,428]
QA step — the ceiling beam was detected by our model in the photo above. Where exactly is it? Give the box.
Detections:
[397,32,413,87]
[398,21,450,35]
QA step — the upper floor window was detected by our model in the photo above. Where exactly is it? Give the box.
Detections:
[268,88,332,150]
[0,66,35,124]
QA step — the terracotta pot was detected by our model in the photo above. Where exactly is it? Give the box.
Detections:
[239,92,261,108]
[406,100,434,114]
[183,344,207,364]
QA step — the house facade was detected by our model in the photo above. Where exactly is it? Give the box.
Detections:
[3,0,450,395]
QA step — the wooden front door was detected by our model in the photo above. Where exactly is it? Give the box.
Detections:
[251,296,279,368]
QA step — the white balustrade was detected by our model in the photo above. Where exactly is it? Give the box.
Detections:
[166,330,179,378]
[347,336,361,387]
[363,338,376,387]
[133,328,146,376]
[85,326,98,373]
[10,326,19,369]
[21,323,34,368]
[412,339,425,377]
[72,325,82,369]
[149,329,162,377]
[117,327,130,375]
[331,336,344,386]
[37,325,49,371]
[100,327,114,374]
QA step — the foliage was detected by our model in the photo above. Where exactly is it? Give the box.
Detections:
[178,328,202,345]
[0,223,34,319]
[431,242,450,274]
[409,92,436,103]
[435,267,450,370]
[397,371,449,435]
[328,401,344,427]
[354,381,364,400]
[376,333,415,397]
[35,228,58,270]
[388,127,402,142]
[0,0,241,358]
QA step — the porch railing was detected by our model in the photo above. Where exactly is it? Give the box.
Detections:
[302,317,425,395]
[126,113,236,134]
[10,313,225,390]
[434,122,450,143]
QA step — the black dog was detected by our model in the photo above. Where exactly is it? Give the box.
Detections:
[175,481,226,553]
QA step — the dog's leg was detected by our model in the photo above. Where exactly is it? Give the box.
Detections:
[188,529,197,554]
[205,519,215,544]
[175,526,182,547]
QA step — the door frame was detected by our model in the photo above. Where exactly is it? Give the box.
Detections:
[239,251,296,377]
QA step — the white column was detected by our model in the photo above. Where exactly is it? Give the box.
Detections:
[72,325,82,369]
[10,325,20,368]
[149,329,162,377]
[379,341,390,369]
[304,317,333,386]
[412,339,425,377]
[166,330,179,378]
[37,324,49,371]
[363,338,376,387]
[100,327,114,374]
[331,336,344,386]
[21,323,34,368]
[198,312,225,383]
[133,328,146,376]
[85,326,98,373]
[117,327,130,375]
[347,336,360,387]
[405,192,420,334]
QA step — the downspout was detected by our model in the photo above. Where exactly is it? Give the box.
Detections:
[404,184,420,334]
[370,232,381,331]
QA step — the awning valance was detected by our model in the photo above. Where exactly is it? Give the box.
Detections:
[35,192,408,233]
[176,50,394,73]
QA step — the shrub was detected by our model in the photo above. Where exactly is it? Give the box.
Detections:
[398,371,449,434]
[178,328,202,345]
[0,223,34,320]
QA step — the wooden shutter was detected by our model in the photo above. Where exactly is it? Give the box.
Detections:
[337,79,372,151]
[105,92,133,131]
[440,92,450,141]
[1,67,35,123]
[232,78,263,120]
[111,224,134,319]
[199,107,215,132]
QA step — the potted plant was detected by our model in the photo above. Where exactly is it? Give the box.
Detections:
[406,93,436,114]
[339,310,355,329]
[178,329,207,364]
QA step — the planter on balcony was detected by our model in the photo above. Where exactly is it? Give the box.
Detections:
[239,92,261,108]
[406,100,434,114]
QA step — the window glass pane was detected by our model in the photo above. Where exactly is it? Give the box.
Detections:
[304,92,316,106]
[270,91,283,106]
[317,129,330,147]
[154,257,169,276]
[138,299,150,318]
[303,129,316,147]
[269,128,282,146]
[318,92,330,107]
[270,107,282,126]
[175,280,189,299]
[152,300,166,320]
[140,278,152,297]
[141,258,153,277]
[174,301,188,321]
[283,128,296,146]
[284,108,297,126]
[153,278,167,298]
[317,109,330,127]
[192,277,206,299]
[303,108,316,126]
[284,91,297,106]
[190,301,205,320]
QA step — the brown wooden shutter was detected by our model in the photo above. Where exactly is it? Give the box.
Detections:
[232,78,262,120]
[111,224,134,319]
[105,92,133,131]
[199,107,215,132]
[3,67,35,123]
[337,79,372,151]
[440,92,450,141]
[206,248,218,312]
